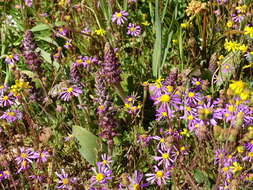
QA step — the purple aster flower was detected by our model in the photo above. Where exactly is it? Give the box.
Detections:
[214,149,227,165]
[154,92,181,112]
[99,154,113,168]
[81,27,91,34]
[0,109,22,123]
[0,85,8,96]
[29,175,45,183]
[154,149,175,169]
[145,166,170,186]
[64,40,73,49]
[56,169,77,189]
[83,56,98,70]
[0,93,15,107]
[153,135,168,150]
[137,134,152,147]
[185,91,202,107]
[15,147,37,173]
[155,105,175,121]
[24,0,33,7]
[128,170,149,190]
[5,54,19,65]
[242,151,253,162]
[34,150,50,163]
[245,140,253,152]
[3,170,11,179]
[57,27,68,37]
[112,10,128,25]
[217,0,228,4]
[59,86,82,101]
[232,13,245,23]
[90,163,112,186]
[127,23,141,36]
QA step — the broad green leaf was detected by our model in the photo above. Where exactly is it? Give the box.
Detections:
[72,125,107,165]
[37,48,60,70]
[35,36,59,47]
[30,24,50,32]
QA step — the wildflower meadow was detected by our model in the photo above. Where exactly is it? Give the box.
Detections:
[1,0,253,189]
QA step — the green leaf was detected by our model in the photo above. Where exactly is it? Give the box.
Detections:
[35,36,59,47]
[72,125,107,165]
[37,48,60,70]
[152,0,162,78]
[30,24,50,32]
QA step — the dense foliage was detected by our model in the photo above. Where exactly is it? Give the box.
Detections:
[1,0,253,189]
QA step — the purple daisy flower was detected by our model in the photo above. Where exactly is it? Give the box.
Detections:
[83,56,98,70]
[242,151,253,162]
[145,166,170,186]
[59,86,82,101]
[0,109,22,123]
[127,23,141,36]
[34,150,50,163]
[112,10,128,25]
[155,106,175,121]
[185,91,202,107]
[0,85,8,96]
[90,163,112,186]
[3,170,11,180]
[245,140,253,152]
[57,27,68,37]
[99,154,113,168]
[24,0,33,7]
[137,134,152,147]
[5,54,19,65]
[154,148,176,169]
[56,169,77,189]
[0,93,15,107]
[64,40,72,49]
[128,170,149,190]
[15,148,37,173]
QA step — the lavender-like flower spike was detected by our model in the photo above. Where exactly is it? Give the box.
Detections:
[21,30,43,73]
[95,70,118,146]
[102,43,122,84]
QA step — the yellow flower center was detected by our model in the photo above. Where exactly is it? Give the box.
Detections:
[77,59,83,64]
[180,146,186,151]
[167,85,173,92]
[9,55,14,59]
[223,167,229,172]
[96,173,105,181]
[162,112,167,117]
[186,106,191,111]
[3,96,8,100]
[86,59,91,64]
[188,92,195,98]
[187,115,194,120]
[160,138,165,143]
[67,87,73,93]
[62,178,69,185]
[116,12,122,18]
[7,112,16,117]
[195,81,201,85]
[128,97,133,102]
[59,28,63,32]
[103,160,107,164]
[156,171,164,178]
[162,153,169,159]
[228,105,235,112]
[225,113,229,117]
[225,65,230,69]
[0,85,4,89]
[248,152,253,157]
[130,27,136,32]
[160,94,171,103]
[21,153,27,159]
[133,184,140,190]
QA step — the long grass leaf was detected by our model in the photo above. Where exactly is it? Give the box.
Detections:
[152,0,162,78]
